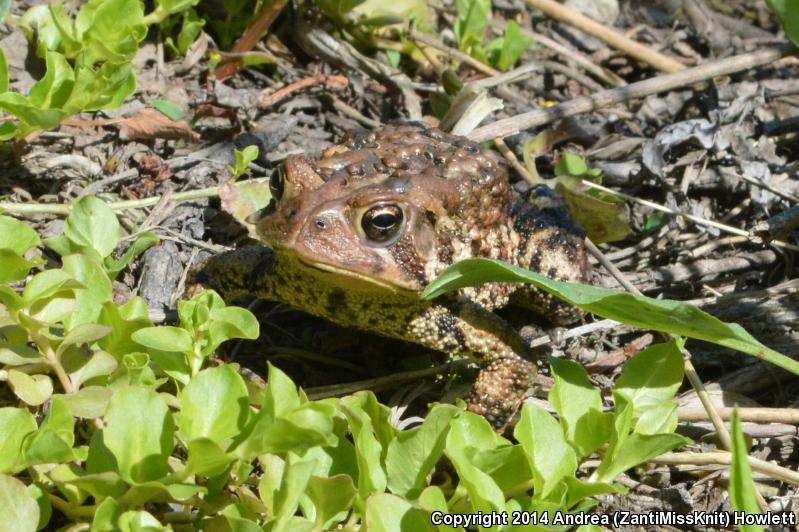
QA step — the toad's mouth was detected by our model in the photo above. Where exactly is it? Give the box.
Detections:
[272,245,420,294]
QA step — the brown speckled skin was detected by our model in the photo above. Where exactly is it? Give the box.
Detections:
[198,122,591,429]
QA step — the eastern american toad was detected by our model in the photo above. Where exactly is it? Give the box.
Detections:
[198,121,591,429]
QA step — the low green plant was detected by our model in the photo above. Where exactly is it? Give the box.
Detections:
[454,0,531,71]
[229,145,260,179]
[0,0,200,140]
[0,196,779,529]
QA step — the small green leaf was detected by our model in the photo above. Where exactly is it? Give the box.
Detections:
[0,250,39,283]
[183,438,234,478]
[62,253,113,328]
[149,98,184,120]
[0,408,38,474]
[7,371,53,406]
[57,323,112,356]
[364,493,437,532]
[729,408,764,531]
[0,475,39,532]
[105,232,158,279]
[386,404,460,497]
[132,325,194,353]
[514,403,577,500]
[57,386,113,418]
[228,145,259,178]
[68,349,118,389]
[0,215,41,255]
[549,358,612,457]
[101,385,175,483]
[306,475,357,530]
[22,269,81,307]
[177,365,249,444]
[595,432,689,483]
[63,196,120,259]
[555,153,589,176]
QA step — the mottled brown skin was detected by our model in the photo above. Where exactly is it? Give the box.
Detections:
[198,122,591,429]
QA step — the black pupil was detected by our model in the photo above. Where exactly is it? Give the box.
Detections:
[372,212,397,229]
[362,205,403,243]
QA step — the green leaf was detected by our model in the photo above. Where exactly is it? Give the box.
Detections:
[62,253,113,328]
[229,145,259,178]
[768,0,799,46]
[22,269,81,307]
[0,215,41,255]
[149,99,184,120]
[0,408,38,474]
[729,408,763,531]
[23,428,77,465]
[27,483,52,532]
[386,404,460,497]
[364,493,437,532]
[549,358,612,457]
[0,250,38,283]
[175,8,205,54]
[104,232,158,279]
[57,386,113,418]
[80,0,146,64]
[306,475,357,530]
[63,196,120,259]
[595,432,689,483]
[131,325,194,353]
[68,349,118,389]
[183,438,234,478]
[57,323,112,356]
[556,178,630,244]
[454,0,489,53]
[514,403,577,500]
[206,305,260,354]
[271,455,316,527]
[177,365,249,444]
[7,371,53,406]
[613,340,684,434]
[493,20,530,71]
[40,395,75,446]
[97,298,154,358]
[0,475,39,532]
[445,417,505,513]
[422,258,799,376]
[101,385,175,483]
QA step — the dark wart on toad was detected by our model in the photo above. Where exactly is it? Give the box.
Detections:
[197,121,592,430]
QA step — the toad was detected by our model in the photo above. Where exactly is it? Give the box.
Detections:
[197,122,592,429]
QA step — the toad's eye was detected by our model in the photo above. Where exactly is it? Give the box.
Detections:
[361,204,404,244]
[270,167,285,200]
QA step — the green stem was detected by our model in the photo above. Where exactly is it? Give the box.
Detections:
[0,178,269,216]
[28,326,74,393]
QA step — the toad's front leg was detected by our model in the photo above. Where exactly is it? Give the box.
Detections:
[406,300,537,430]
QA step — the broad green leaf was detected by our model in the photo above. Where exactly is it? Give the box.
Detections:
[62,253,113,328]
[386,404,460,497]
[234,403,336,460]
[0,250,38,283]
[364,493,437,532]
[423,258,799,376]
[63,196,120,259]
[613,340,684,434]
[65,62,136,113]
[57,323,112,356]
[768,0,799,46]
[454,0,489,53]
[175,8,205,54]
[97,298,153,358]
[729,408,763,531]
[40,395,74,446]
[0,475,39,532]
[149,99,184,120]
[0,44,7,92]
[493,20,530,71]
[549,357,611,457]
[177,365,249,444]
[0,408,38,474]
[57,386,113,418]
[91,497,122,532]
[206,306,260,354]
[352,417,387,497]
[26,483,52,532]
[595,432,689,483]
[306,475,357,530]
[131,326,194,353]
[81,0,146,64]
[272,455,316,527]
[22,269,81,306]
[0,344,44,366]
[0,215,40,254]
[262,362,301,418]
[23,429,77,465]
[68,349,118,389]
[116,510,163,532]
[183,438,234,478]
[102,385,175,483]
[514,403,577,500]
[7,371,53,406]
